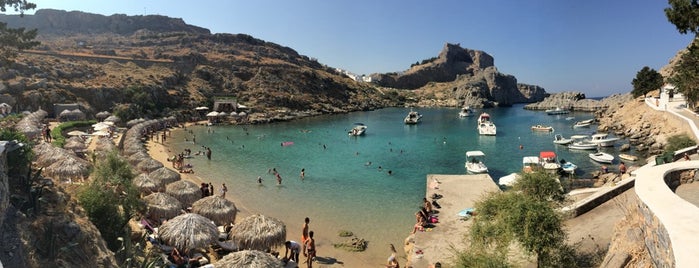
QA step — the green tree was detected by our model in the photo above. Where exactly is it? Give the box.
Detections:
[631,66,664,98]
[665,133,697,153]
[463,172,571,267]
[78,151,144,252]
[669,40,699,108]
[0,128,32,176]
[0,0,39,64]
[665,0,699,35]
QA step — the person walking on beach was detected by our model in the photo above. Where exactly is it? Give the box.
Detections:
[303,231,316,268]
[301,217,310,244]
[220,183,228,198]
[208,182,214,197]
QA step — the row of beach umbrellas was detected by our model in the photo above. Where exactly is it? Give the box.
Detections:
[121,117,287,261]
[33,142,91,181]
[14,109,48,140]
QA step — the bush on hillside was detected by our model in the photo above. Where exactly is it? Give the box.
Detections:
[664,134,697,154]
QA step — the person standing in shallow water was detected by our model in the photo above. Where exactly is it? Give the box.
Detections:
[220,183,228,198]
[206,147,211,160]
[300,168,305,180]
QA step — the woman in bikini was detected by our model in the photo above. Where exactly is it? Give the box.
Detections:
[304,231,316,268]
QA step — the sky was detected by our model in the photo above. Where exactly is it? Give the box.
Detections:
[17,0,697,97]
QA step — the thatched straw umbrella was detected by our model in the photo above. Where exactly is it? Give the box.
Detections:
[128,151,150,166]
[137,158,164,173]
[33,142,54,156]
[133,173,160,194]
[63,137,87,152]
[191,195,237,226]
[228,214,286,251]
[149,167,181,187]
[216,250,284,268]
[93,136,116,156]
[44,156,91,181]
[143,192,182,220]
[158,213,218,252]
[104,115,120,123]
[35,146,75,167]
[96,111,111,120]
[127,118,147,127]
[123,142,145,156]
[165,180,200,208]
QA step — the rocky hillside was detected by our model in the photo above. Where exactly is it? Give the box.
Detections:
[0,9,401,123]
[0,9,210,36]
[372,43,548,108]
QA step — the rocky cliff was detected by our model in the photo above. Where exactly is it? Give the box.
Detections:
[0,9,210,36]
[373,43,547,108]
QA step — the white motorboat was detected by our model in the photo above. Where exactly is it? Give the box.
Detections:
[348,123,367,136]
[573,121,592,128]
[458,106,473,117]
[539,151,561,172]
[531,125,554,132]
[553,134,572,145]
[465,151,488,173]
[589,152,614,163]
[589,133,620,147]
[477,113,497,135]
[498,173,520,187]
[568,135,598,150]
[560,159,577,174]
[522,156,540,173]
[546,107,570,115]
[404,109,422,124]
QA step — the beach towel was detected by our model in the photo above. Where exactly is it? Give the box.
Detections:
[458,208,475,218]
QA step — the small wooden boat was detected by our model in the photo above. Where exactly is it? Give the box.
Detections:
[531,125,554,132]
[618,153,638,162]
[589,152,614,163]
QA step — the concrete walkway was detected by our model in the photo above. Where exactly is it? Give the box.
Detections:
[408,174,500,267]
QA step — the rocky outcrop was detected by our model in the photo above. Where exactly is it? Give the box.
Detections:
[0,9,210,36]
[383,43,547,108]
[371,43,495,90]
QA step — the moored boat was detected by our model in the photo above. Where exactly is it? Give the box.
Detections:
[404,109,422,124]
[522,156,540,173]
[539,151,561,172]
[531,124,554,132]
[348,123,367,136]
[498,173,520,187]
[477,113,497,135]
[589,152,614,163]
[589,133,620,147]
[560,159,577,174]
[553,134,572,145]
[573,121,592,128]
[618,153,638,162]
[568,135,598,150]
[465,150,488,173]
[458,106,473,117]
[546,107,570,115]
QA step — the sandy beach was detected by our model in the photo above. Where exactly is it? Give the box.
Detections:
[144,126,385,267]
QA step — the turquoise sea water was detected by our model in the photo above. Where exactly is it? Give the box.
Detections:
[165,105,625,259]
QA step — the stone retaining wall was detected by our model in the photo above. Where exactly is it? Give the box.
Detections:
[634,161,699,267]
